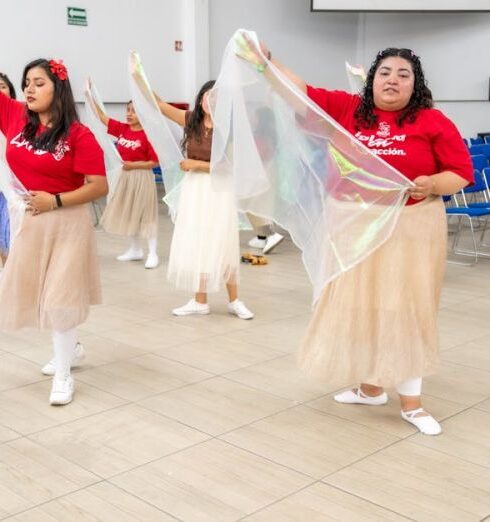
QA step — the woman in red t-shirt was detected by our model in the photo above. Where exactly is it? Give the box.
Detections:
[0,58,108,406]
[245,45,473,435]
[91,96,160,269]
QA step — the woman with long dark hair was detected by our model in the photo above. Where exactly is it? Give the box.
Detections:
[0,58,107,405]
[155,81,254,319]
[242,45,473,434]
[0,72,16,266]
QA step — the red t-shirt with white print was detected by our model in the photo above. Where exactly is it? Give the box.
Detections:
[306,86,474,204]
[0,91,105,194]
[107,119,158,163]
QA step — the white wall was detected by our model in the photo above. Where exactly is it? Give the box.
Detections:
[1,2,487,137]
[209,0,359,90]
[357,12,490,137]
[0,0,186,103]
[209,3,490,137]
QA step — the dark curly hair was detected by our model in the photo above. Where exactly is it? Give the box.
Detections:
[181,80,216,154]
[0,73,16,99]
[354,48,433,129]
[21,58,79,153]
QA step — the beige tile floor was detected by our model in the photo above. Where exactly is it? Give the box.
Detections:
[1,203,490,521]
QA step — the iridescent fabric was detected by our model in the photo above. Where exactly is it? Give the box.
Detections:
[209,30,413,303]
[0,155,27,251]
[128,52,184,220]
[84,80,123,201]
[345,61,366,94]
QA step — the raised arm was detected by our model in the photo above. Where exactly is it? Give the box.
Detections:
[86,78,109,127]
[153,92,186,127]
[91,98,109,127]
[266,57,307,94]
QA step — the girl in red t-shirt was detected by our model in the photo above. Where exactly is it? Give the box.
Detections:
[243,42,473,435]
[91,95,160,269]
[0,58,108,406]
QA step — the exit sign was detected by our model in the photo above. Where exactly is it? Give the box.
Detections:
[67,7,87,26]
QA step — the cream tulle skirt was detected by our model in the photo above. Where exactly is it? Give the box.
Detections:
[298,196,447,388]
[167,172,239,293]
[0,204,101,331]
[101,168,158,239]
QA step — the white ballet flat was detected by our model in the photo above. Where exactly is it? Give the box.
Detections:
[401,408,442,435]
[334,388,388,406]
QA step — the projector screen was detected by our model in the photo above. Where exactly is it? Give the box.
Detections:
[311,0,490,11]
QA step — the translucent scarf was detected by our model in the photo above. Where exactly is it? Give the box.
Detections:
[0,149,27,248]
[209,30,413,303]
[84,80,123,201]
[128,51,184,220]
[345,62,367,94]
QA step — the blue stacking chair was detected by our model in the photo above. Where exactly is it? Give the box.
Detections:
[471,155,488,172]
[469,144,490,161]
[470,137,484,145]
[445,178,490,264]
[153,166,163,184]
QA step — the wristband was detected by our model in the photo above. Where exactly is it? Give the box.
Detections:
[55,193,63,208]
[257,50,272,73]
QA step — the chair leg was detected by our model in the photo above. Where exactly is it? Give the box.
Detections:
[451,215,478,265]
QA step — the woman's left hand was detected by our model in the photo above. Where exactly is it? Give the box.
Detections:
[25,191,55,215]
[180,159,199,172]
[408,176,434,200]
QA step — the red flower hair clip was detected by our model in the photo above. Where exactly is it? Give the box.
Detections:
[48,59,68,81]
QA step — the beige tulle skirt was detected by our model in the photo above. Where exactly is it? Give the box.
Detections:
[167,172,239,293]
[298,196,447,388]
[101,169,158,239]
[0,204,101,331]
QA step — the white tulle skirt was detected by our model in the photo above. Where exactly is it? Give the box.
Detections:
[167,172,240,293]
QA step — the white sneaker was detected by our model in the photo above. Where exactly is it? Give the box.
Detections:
[49,375,75,406]
[144,253,159,269]
[334,388,388,405]
[228,299,254,320]
[248,237,266,249]
[401,408,442,435]
[263,233,284,254]
[172,299,210,316]
[41,342,85,376]
[117,248,144,261]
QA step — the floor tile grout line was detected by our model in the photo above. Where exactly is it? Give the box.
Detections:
[220,373,330,403]
[236,480,322,521]
[301,402,417,439]
[397,438,490,472]
[23,399,133,438]
[147,349,289,378]
[301,392,479,440]
[319,482,417,522]
[320,437,406,481]
[0,478,107,521]
[216,437,330,482]
[75,367,219,401]
[105,437,218,482]
[2,478,183,521]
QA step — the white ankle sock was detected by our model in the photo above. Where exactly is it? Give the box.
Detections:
[129,236,142,252]
[52,328,77,380]
[147,237,158,256]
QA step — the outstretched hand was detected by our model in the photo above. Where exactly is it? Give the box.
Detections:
[235,31,270,72]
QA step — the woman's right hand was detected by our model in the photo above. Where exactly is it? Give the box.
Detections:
[235,32,270,71]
